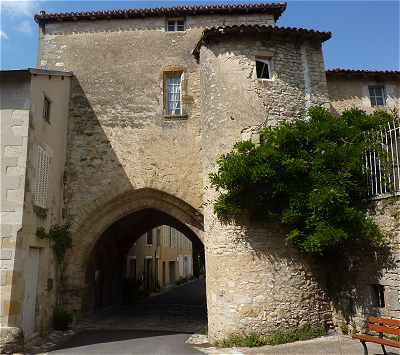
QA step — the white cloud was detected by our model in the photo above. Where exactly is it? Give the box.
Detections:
[0,30,9,39]
[15,19,32,34]
[0,0,40,17]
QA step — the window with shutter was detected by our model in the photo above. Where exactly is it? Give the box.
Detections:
[34,145,50,209]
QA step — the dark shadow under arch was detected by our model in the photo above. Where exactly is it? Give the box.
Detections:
[74,188,203,269]
[83,207,205,313]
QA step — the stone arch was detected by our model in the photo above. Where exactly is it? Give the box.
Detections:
[63,188,204,312]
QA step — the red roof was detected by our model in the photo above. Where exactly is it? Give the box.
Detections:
[193,25,331,59]
[326,69,400,80]
[34,2,287,24]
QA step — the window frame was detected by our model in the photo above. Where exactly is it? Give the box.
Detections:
[368,85,386,107]
[43,94,51,122]
[255,58,272,81]
[165,18,185,32]
[163,71,184,117]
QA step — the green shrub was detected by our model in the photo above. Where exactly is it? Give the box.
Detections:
[53,306,73,331]
[217,324,326,348]
[210,107,395,255]
[200,326,208,335]
[340,322,349,335]
[351,321,357,335]
[36,223,72,264]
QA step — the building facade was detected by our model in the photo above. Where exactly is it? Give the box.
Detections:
[0,2,399,352]
[126,225,193,291]
[327,69,400,114]
[0,69,71,349]
[326,69,400,331]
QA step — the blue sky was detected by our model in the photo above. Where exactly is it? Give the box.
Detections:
[0,1,399,70]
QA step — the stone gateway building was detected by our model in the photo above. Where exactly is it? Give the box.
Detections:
[0,2,399,352]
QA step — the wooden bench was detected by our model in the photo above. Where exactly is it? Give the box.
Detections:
[352,316,400,355]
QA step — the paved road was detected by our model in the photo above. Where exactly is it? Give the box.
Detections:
[140,277,206,306]
[49,329,202,354]
[45,279,207,354]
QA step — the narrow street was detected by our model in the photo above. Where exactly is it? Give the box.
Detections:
[45,278,207,354]
[48,330,202,354]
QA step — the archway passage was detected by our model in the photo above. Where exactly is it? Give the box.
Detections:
[83,207,206,332]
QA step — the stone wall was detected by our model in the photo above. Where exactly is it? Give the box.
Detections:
[199,37,331,341]
[0,73,30,352]
[37,13,275,315]
[17,74,71,338]
[0,71,71,352]
[328,197,400,334]
[326,75,400,331]
[372,198,400,319]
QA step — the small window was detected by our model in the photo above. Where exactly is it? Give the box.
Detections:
[43,95,51,122]
[146,231,153,245]
[369,86,386,107]
[370,284,385,308]
[164,72,183,116]
[166,19,185,32]
[256,59,271,80]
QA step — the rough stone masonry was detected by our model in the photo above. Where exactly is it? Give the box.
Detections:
[1,2,399,352]
[34,5,334,342]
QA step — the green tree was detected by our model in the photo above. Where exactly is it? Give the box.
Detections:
[210,107,396,255]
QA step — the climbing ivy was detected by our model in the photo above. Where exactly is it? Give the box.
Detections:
[36,223,72,265]
[210,107,396,255]
[37,223,72,306]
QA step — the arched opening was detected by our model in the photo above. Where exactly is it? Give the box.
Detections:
[84,208,205,314]
[61,188,207,334]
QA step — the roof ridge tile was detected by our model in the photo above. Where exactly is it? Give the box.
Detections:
[34,2,287,24]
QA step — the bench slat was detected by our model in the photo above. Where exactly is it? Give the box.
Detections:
[369,323,400,336]
[353,334,400,349]
[368,316,400,327]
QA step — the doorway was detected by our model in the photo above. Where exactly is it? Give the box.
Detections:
[169,261,176,284]
[22,247,40,338]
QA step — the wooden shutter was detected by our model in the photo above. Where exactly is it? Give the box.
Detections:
[34,145,50,208]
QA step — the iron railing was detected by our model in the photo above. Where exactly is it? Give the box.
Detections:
[365,118,400,198]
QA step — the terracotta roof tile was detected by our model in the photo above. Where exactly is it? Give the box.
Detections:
[193,24,331,59]
[34,2,287,24]
[326,68,400,80]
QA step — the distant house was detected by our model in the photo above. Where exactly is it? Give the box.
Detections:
[126,225,193,291]
[326,69,400,114]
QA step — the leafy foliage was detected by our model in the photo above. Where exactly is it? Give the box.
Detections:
[36,223,72,264]
[37,223,72,306]
[217,324,326,347]
[210,107,395,255]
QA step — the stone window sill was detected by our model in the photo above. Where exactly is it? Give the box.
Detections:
[164,114,188,120]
